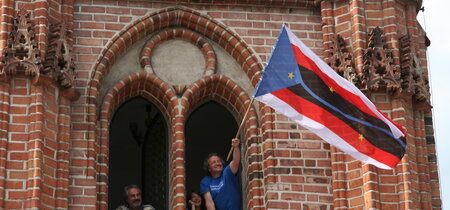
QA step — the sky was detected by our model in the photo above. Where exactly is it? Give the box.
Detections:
[417,0,450,208]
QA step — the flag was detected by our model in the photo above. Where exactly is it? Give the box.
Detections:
[254,26,406,169]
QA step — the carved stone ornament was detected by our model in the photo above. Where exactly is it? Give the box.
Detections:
[399,35,430,103]
[326,34,356,84]
[44,21,76,88]
[358,27,401,94]
[0,9,42,83]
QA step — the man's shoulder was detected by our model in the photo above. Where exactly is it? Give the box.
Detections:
[115,204,155,210]
[143,204,156,210]
[200,174,212,182]
[115,205,128,210]
[223,164,234,175]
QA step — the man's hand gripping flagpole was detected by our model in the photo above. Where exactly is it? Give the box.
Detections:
[226,97,254,161]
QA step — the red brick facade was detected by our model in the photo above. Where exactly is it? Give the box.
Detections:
[0,0,440,209]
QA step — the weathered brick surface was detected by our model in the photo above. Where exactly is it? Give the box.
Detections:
[0,0,441,209]
[0,0,14,55]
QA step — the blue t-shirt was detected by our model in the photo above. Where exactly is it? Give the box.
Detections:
[200,165,241,210]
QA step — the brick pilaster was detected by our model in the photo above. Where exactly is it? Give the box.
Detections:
[4,78,38,209]
[320,1,335,64]
[424,112,441,209]
[0,0,14,54]
[0,83,10,208]
[55,97,71,208]
[260,103,276,209]
[25,84,44,209]
[33,0,49,59]
[349,0,367,73]
[381,0,400,66]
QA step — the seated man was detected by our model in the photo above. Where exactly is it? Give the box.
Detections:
[200,138,241,210]
[116,184,155,210]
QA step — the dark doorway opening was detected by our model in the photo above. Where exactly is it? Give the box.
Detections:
[185,101,239,196]
[109,97,168,210]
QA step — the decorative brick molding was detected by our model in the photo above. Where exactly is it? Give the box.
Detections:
[140,28,217,76]
[0,8,78,99]
[399,34,430,106]
[359,27,401,94]
[323,27,431,111]
[326,34,355,83]
[44,21,76,88]
[0,9,42,83]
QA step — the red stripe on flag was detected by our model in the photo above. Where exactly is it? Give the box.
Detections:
[273,88,401,168]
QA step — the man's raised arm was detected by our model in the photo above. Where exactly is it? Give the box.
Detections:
[230,138,240,174]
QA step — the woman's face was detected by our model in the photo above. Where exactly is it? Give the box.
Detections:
[191,192,202,206]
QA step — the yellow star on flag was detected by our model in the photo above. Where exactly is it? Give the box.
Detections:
[288,72,294,79]
[329,86,335,92]
[358,134,365,141]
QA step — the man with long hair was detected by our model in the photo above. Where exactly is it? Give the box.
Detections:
[200,138,241,210]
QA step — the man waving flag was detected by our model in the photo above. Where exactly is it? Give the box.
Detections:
[254,25,406,169]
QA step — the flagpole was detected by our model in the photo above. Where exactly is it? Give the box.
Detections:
[226,97,255,161]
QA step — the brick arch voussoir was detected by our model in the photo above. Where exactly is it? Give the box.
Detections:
[101,72,175,124]
[181,75,258,136]
[178,13,264,86]
[88,6,263,113]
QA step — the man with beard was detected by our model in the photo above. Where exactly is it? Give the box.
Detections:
[116,185,155,210]
[200,138,241,210]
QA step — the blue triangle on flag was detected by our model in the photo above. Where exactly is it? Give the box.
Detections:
[254,26,302,97]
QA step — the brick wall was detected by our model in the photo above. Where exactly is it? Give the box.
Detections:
[0,0,441,209]
[0,76,74,209]
[0,0,14,52]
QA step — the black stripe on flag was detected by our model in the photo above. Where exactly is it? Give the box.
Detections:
[286,65,406,159]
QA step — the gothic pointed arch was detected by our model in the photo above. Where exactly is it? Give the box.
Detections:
[86,6,267,209]
[87,6,263,107]
[97,72,176,209]
[180,75,262,209]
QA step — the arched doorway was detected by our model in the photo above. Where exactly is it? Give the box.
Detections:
[185,101,239,196]
[109,97,168,209]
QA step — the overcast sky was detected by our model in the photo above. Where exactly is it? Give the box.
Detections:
[417,0,449,208]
